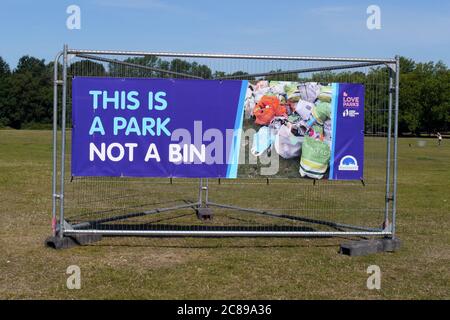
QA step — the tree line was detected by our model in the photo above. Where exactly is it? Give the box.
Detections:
[0,55,448,135]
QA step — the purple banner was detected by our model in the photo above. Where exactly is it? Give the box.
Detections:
[72,78,364,180]
[71,77,247,178]
[329,83,365,180]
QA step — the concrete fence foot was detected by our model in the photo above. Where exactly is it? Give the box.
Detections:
[339,238,401,256]
[45,234,103,249]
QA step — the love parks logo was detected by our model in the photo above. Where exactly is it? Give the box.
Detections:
[342,91,360,108]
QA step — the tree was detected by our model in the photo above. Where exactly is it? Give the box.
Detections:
[2,56,53,128]
[0,57,11,127]
[227,71,250,80]
[190,62,212,79]
[398,58,450,135]
[168,59,213,79]
[109,56,159,78]
[15,56,47,77]
[69,60,106,77]
[0,57,10,75]
[0,53,448,134]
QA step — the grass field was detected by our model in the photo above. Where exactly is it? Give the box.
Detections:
[0,130,449,299]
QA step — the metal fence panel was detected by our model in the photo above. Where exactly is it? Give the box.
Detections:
[51,45,398,238]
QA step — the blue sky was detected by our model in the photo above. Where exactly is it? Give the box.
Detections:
[1,0,449,68]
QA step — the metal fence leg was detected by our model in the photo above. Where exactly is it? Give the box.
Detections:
[59,44,68,239]
[196,178,213,220]
[392,56,401,238]
[205,178,209,204]
[52,51,63,237]
[384,68,394,230]
[198,178,203,207]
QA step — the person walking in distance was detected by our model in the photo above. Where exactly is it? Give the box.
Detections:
[437,132,442,146]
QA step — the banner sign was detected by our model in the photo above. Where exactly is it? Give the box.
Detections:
[72,77,364,180]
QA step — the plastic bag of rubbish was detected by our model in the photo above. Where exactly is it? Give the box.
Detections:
[317,85,332,102]
[274,124,303,159]
[299,136,331,179]
[298,82,320,103]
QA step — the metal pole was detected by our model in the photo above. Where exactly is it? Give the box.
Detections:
[216,61,382,80]
[52,51,63,237]
[384,68,394,228]
[59,44,68,238]
[392,56,400,238]
[64,229,391,237]
[198,178,203,206]
[205,178,209,204]
[207,202,382,232]
[76,53,204,79]
[67,48,396,64]
[71,202,202,229]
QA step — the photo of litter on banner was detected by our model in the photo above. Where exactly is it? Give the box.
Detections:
[241,80,365,180]
[71,77,364,180]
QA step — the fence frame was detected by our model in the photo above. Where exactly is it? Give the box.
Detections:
[51,44,400,240]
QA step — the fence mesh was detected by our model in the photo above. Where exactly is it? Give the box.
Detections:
[57,51,394,235]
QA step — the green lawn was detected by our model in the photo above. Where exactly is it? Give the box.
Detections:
[0,130,448,299]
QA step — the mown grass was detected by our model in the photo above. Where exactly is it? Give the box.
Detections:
[0,130,449,299]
